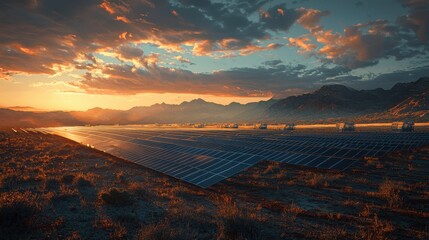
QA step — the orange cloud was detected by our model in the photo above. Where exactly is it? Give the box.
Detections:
[288,36,317,53]
[192,40,213,56]
[99,1,115,15]
[119,32,132,40]
[219,38,240,48]
[143,53,159,66]
[239,43,282,56]
[0,68,13,80]
[297,8,330,30]
[116,16,131,23]
[192,39,282,57]
[259,9,271,19]
[17,46,36,55]
[9,43,48,56]
[62,34,77,47]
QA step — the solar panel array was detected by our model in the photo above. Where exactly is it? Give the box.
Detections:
[37,126,429,188]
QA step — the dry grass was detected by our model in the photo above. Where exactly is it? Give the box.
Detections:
[214,195,264,240]
[94,215,128,239]
[356,213,395,240]
[378,179,403,208]
[0,131,428,239]
[305,172,343,187]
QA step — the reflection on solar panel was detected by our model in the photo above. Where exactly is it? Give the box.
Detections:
[37,126,429,188]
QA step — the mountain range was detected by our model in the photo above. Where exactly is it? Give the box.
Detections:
[1,77,428,128]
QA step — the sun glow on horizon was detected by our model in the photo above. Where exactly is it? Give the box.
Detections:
[0,74,270,111]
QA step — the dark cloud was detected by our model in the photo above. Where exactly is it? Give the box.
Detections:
[397,0,429,43]
[117,45,144,60]
[349,65,429,90]
[72,61,353,98]
[260,4,302,32]
[262,60,283,66]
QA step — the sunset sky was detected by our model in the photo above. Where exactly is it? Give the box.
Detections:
[1,0,428,111]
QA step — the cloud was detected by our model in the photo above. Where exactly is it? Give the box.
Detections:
[296,8,330,30]
[117,45,144,60]
[72,61,353,98]
[175,55,194,65]
[397,0,429,43]
[262,60,283,67]
[191,39,282,57]
[0,0,291,78]
[1,0,428,98]
[73,59,427,98]
[288,36,317,53]
[348,65,429,89]
[284,0,428,70]
[314,20,405,68]
[238,43,283,56]
[260,4,302,32]
[290,16,429,69]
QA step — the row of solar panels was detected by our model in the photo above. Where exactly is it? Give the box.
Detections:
[37,127,429,188]
[38,128,262,188]
[161,129,429,143]
[65,128,366,167]
[49,128,429,163]
[162,130,429,145]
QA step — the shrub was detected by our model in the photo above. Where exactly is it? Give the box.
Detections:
[54,186,80,202]
[216,216,262,240]
[44,178,61,191]
[73,173,94,188]
[281,203,303,223]
[378,180,402,208]
[215,195,263,240]
[99,188,133,206]
[62,174,75,184]
[115,171,126,184]
[359,204,371,218]
[0,191,41,232]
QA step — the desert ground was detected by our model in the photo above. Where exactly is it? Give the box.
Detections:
[0,130,428,239]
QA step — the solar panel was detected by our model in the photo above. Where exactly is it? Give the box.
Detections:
[37,126,429,188]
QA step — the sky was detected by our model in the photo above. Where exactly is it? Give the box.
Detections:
[0,0,428,111]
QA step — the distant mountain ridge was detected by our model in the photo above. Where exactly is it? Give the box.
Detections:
[1,77,428,127]
[267,77,429,121]
[70,98,279,125]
